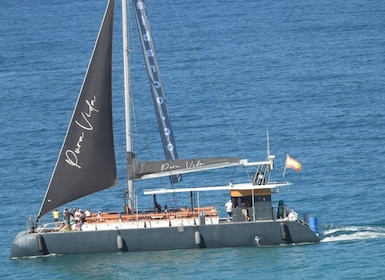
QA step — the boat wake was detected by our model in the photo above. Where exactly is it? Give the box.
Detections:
[321,225,385,243]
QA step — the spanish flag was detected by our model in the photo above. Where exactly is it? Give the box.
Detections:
[285,154,302,171]
[283,154,302,177]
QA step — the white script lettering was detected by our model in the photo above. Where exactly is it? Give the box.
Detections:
[75,97,99,130]
[65,96,98,169]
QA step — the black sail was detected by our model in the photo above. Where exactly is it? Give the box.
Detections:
[38,0,117,219]
[133,0,181,184]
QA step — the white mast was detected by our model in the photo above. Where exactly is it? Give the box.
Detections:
[122,0,134,211]
[266,130,270,158]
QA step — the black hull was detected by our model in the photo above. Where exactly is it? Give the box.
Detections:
[10,221,319,258]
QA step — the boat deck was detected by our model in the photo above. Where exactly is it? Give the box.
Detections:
[87,206,218,223]
[39,206,220,232]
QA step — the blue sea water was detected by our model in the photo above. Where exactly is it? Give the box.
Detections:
[1,0,385,279]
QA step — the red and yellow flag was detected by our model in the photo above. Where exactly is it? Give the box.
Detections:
[285,154,302,172]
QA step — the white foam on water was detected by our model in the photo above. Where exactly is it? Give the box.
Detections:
[321,225,385,243]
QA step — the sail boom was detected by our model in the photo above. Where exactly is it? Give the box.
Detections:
[139,161,243,180]
[128,156,243,180]
[143,182,292,195]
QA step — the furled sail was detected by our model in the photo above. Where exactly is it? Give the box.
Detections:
[38,0,117,219]
[128,153,242,180]
[132,0,180,183]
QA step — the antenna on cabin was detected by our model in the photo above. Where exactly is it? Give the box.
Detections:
[266,130,275,171]
[266,130,270,158]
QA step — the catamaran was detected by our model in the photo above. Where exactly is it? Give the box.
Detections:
[10,0,319,259]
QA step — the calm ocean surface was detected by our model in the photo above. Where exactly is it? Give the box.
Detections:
[1,0,385,279]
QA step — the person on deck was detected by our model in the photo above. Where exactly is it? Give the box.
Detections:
[52,209,59,227]
[85,208,92,218]
[225,199,233,222]
[63,208,70,225]
[241,203,250,221]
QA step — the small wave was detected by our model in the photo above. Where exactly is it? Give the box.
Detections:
[321,225,385,243]
[11,253,61,260]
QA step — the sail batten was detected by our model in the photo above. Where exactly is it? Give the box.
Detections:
[38,0,117,219]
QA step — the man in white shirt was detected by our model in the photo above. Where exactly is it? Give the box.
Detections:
[225,199,233,222]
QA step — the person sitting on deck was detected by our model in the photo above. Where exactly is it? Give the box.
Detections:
[97,211,104,222]
[59,222,70,232]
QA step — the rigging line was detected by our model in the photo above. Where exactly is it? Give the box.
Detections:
[126,6,162,170]
[126,2,154,162]
[168,0,247,159]
[129,76,169,187]
[127,0,135,52]
[127,67,156,162]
